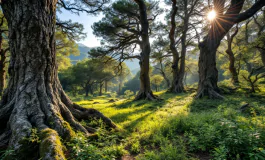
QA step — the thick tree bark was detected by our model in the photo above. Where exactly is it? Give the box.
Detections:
[0,0,117,159]
[197,0,239,99]
[134,0,158,100]
[197,40,223,99]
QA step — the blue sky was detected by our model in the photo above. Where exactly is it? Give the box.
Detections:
[57,9,141,70]
[57,10,103,47]
[57,2,169,71]
[57,2,167,48]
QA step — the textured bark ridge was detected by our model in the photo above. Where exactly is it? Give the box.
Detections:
[169,0,184,93]
[0,0,117,159]
[134,0,159,101]
[169,0,189,94]
[135,51,159,100]
[226,26,239,85]
[196,0,241,99]
[196,40,224,99]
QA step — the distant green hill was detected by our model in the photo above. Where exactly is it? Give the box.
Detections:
[69,43,91,64]
[70,43,140,74]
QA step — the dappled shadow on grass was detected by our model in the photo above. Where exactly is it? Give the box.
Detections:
[188,92,265,113]
[112,91,183,109]
[109,104,153,123]
[109,92,189,123]
[133,91,265,159]
[69,90,265,159]
[123,112,153,132]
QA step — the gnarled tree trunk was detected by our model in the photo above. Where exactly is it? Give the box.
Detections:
[226,48,239,84]
[169,0,181,93]
[169,0,190,93]
[0,0,117,159]
[226,26,239,84]
[197,0,242,99]
[196,39,223,99]
[134,0,158,100]
[176,13,189,93]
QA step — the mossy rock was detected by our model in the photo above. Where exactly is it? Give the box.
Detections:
[39,129,66,160]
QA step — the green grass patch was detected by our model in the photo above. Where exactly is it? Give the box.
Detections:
[68,90,265,160]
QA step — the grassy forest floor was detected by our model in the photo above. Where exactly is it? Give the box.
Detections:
[65,88,265,160]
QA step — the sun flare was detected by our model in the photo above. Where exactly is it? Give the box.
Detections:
[207,10,216,21]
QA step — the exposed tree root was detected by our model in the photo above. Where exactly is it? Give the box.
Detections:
[0,81,118,159]
[170,75,185,94]
[39,129,66,160]
[0,130,11,149]
[170,83,185,93]
[195,87,224,99]
[134,90,161,101]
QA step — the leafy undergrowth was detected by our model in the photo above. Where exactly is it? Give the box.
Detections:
[67,91,265,160]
